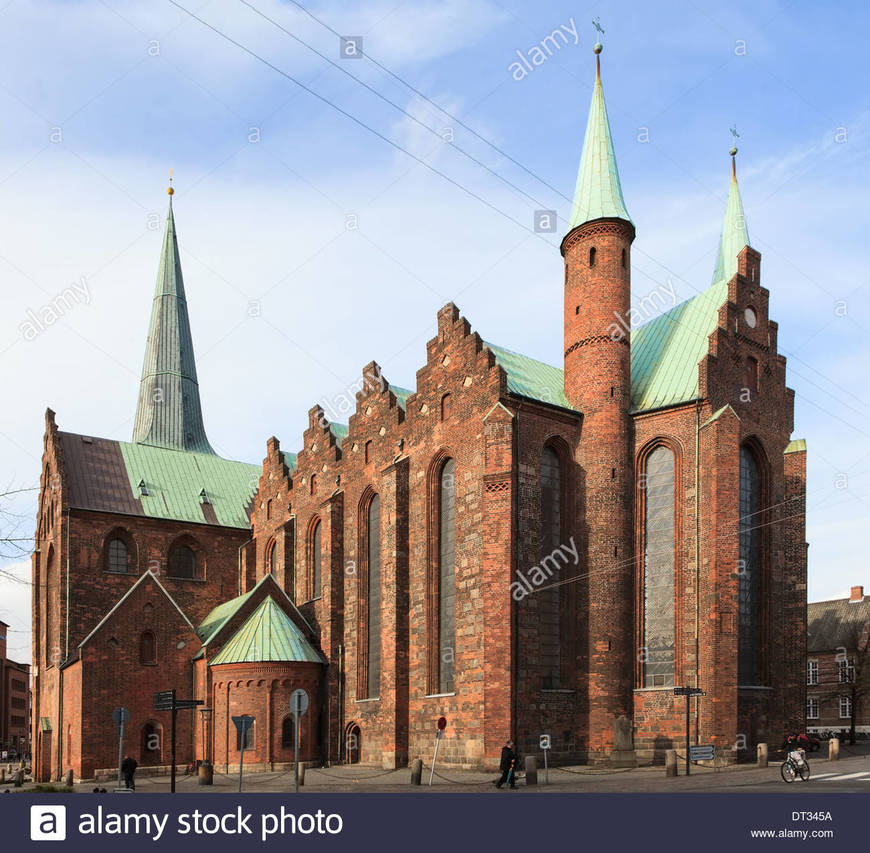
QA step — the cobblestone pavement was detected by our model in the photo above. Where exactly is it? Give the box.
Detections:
[63,743,870,795]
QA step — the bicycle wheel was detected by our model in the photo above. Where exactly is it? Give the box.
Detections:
[799,762,810,781]
[780,761,796,783]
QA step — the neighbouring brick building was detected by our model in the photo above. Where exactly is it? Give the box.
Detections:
[806,586,870,737]
[32,45,808,781]
[0,620,30,757]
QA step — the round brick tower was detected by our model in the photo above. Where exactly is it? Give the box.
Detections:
[562,44,635,762]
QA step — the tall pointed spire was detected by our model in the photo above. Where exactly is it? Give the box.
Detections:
[711,143,751,284]
[132,178,215,455]
[568,40,631,230]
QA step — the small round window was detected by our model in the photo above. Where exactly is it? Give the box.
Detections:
[744,307,757,328]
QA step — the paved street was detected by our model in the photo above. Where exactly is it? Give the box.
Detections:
[61,742,870,795]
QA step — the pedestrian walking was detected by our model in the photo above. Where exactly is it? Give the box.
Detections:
[494,740,517,789]
[121,755,138,791]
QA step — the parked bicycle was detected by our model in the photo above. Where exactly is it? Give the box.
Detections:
[781,747,810,783]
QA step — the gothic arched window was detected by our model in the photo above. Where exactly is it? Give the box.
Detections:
[106,537,130,573]
[540,445,563,689]
[168,544,196,579]
[310,520,322,599]
[589,246,597,267]
[438,458,456,694]
[139,631,156,665]
[366,494,381,698]
[738,445,764,685]
[642,445,676,687]
[266,539,276,575]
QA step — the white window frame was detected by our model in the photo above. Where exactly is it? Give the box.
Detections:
[839,695,852,720]
[806,697,819,720]
[806,659,818,685]
[838,658,855,684]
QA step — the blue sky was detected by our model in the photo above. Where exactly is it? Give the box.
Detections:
[1,0,868,662]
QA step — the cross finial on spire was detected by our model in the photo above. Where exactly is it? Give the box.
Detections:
[592,17,604,76]
[729,125,740,179]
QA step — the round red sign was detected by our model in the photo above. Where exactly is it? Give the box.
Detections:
[437,716,447,731]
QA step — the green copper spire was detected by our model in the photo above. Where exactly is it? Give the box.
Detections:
[132,184,215,455]
[711,151,750,284]
[568,45,632,230]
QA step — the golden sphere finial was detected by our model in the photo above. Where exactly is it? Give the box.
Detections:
[593,43,603,55]
[167,168,174,196]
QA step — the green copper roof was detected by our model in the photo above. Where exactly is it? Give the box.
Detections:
[568,59,631,229]
[118,440,259,527]
[133,198,215,454]
[483,280,728,414]
[485,342,571,409]
[197,585,257,646]
[785,439,807,454]
[630,280,728,411]
[711,169,750,285]
[209,596,324,665]
[389,384,413,409]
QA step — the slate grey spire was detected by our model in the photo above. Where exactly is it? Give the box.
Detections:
[132,184,215,454]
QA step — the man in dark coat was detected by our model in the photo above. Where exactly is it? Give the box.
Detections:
[494,740,517,789]
[121,755,138,791]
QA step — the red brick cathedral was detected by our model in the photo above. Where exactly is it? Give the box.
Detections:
[32,49,807,781]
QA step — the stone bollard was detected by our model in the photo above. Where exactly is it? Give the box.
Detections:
[64,769,74,787]
[757,743,768,768]
[297,764,305,787]
[524,755,537,786]
[13,770,23,787]
[0,769,5,784]
[829,738,839,761]
[665,749,678,777]
[410,758,423,785]
[198,763,213,786]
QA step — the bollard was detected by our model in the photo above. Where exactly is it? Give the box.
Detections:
[13,770,23,787]
[829,738,839,761]
[0,769,5,784]
[757,743,768,768]
[198,763,213,785]
[297,763,305,787]
[665,749,677,777]
[64,769,74,787]
[524,755,537,786]
[410,758,423,785]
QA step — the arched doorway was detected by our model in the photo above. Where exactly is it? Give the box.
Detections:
[345,723,361,764]
[141,721,162,765]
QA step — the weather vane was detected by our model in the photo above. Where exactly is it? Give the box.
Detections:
[729,125,739,156]
[592,17,604,55]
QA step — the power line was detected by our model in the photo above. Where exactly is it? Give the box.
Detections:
[165,0,557,246]
[238,0,553,212]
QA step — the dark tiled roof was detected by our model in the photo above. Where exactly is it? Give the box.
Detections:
[59,431,259,528]
[807,596,870,652]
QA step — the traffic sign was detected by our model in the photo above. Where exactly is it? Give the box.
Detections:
[690,744,715,762]
[232,714,255,735]
[290,689,309,717]
[437,716,447,731]
[540,734,551,750]
[111,707,130,726]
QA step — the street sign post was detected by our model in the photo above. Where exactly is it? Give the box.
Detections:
[674,686,707,776]
[428,717,448,787]
[540,733,551,784]
[153,690,203,792]
[111,707,130,791]
[290,689,309,794]
[232,715,255,794]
